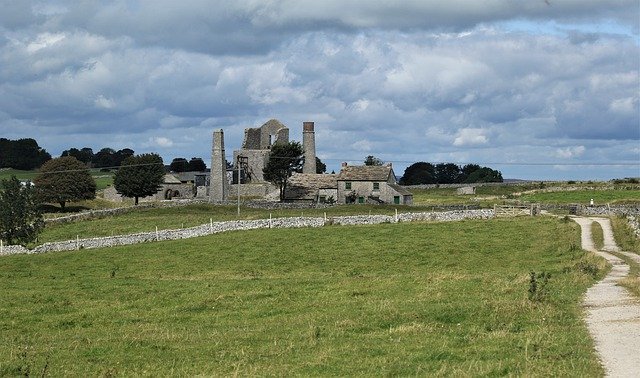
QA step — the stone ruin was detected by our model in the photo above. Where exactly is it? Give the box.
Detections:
[209,119,318,202]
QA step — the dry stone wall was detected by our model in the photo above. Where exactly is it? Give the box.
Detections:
[1,210,495,257]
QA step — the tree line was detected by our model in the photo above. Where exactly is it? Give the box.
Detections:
[0,138,51,170]
[362,155,503,184]
[400,162,502,185]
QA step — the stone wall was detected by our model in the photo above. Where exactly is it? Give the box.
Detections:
[1,209,496,257]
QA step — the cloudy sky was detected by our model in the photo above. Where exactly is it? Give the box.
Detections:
[1,0,638,180]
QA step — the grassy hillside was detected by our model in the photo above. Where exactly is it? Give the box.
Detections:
[0,217,605,376]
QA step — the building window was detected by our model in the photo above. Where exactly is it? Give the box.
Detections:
[345,182,351,190]
[394,196,400,204]
[358,196,364,204]
[373,182,380,190]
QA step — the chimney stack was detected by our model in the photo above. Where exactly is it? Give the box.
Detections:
[210,129,228,202]
[302,121,316,174]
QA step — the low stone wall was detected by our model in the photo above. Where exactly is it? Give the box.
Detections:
[1,209,496,257]
[581,205,640,216]
[627,215,640,238]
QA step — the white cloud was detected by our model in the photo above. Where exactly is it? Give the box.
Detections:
[149,137,174,148]
[351,139,373,152]
[94,95,115,109]
[555,146,586,159]
[26,32,66,53]
[453,128,489,146]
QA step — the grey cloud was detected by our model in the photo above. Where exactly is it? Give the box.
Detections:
[4,1,637,56]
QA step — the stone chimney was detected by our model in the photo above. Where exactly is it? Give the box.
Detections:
[209,129,228,202]
[302,121,316,174]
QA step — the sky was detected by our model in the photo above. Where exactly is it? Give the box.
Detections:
[0,0,638,180]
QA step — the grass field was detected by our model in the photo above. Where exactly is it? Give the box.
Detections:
[519,189,640,205]
[36,203,441,244]
[0,217,606,376]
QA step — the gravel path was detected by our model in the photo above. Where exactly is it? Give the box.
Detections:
[573,217,640,377]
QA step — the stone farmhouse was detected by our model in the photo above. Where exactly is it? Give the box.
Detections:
[336,163,413,205]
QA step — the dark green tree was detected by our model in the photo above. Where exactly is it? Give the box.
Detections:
[435,163,462,184]
[188,157,207,172]
[459,164,481,182]
[34,156,97,210]
[400,162,437,185]
[263,142,304,201]
[0,176,44,245]
[0,138,51,170]
[61,147,94,164]
[170,157,190,172]
[315,157,327,174]
[114,153,165,205]
[113,148,135,166]
[92,147,116,168]
[364,155,384,166]
[464,167,503,183]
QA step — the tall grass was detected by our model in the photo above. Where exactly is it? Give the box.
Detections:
[0,217,605,376]
[590,221,604,250]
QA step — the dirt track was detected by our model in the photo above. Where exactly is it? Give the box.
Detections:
[573,217,640,377]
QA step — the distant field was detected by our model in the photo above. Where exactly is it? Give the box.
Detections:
[519,189,640,205]
[0,218,605,376]
[0,168,113,190]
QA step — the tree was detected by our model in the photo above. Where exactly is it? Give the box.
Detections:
[113,148,135,166]
[364,155,384,166]
[61,147,94,164]
[34,156,97,210]
[263,142,304,201]
[464,167,503,183]
[0,138,51,170]
[459,164,481,182]
[400,162,436,185]
[0,176,44,245]
[435,163,462,184]
[92,148,116,168]
[316,157,327,174]
[114,153,165,205]
[188,157,207,172]
[170,158,189,172]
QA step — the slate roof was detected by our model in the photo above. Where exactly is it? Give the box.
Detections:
[284,173,338,200]
[388,183,413,196]
[163,174,182,184]
[337,165,393,181]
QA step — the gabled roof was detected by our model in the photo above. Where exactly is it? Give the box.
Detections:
[388,183,413,196]
[163,174,182,184]
[284,173,338,200]
[337,165,393,182]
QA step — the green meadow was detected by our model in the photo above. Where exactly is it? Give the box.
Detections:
[0,217,606,376]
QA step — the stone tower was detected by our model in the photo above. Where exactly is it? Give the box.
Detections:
[302,121,316,174]
[210,129,228,202]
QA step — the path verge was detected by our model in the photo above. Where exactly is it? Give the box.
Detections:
[573,216,640,377]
